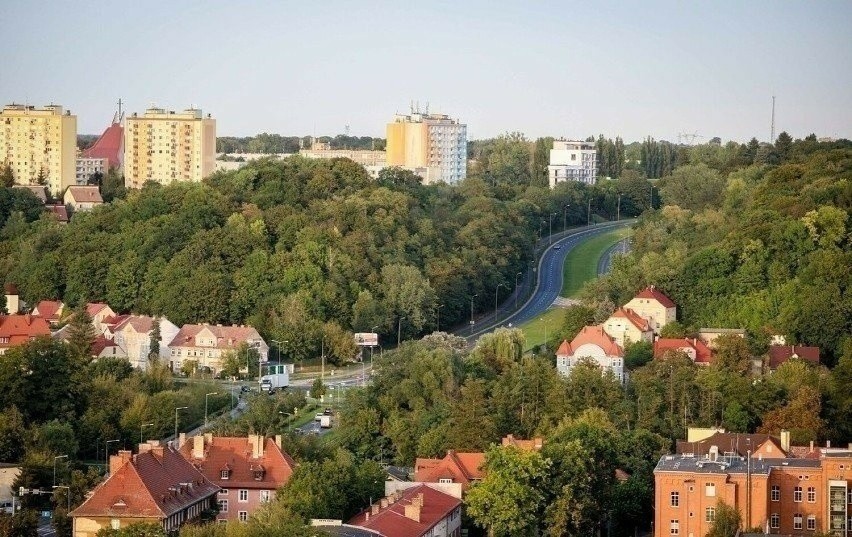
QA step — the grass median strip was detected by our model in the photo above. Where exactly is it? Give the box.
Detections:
[561,227,629,297]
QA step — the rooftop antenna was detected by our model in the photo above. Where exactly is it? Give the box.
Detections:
[770,95,776,143]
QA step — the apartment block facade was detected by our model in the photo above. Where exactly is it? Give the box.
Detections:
[124,107,215,188]
[0,104,77,195]
[654,446,852,537]
[548,139,597,187]
[386,110,467,185]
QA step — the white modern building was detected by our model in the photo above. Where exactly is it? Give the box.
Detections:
[548,139,597,187]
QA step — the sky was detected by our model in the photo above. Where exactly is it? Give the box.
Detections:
[1,1,850,143]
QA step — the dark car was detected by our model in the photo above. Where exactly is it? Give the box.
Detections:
[323,408,333,415]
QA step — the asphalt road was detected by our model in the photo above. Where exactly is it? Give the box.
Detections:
[465,221,634,341]
[597,237,631,275]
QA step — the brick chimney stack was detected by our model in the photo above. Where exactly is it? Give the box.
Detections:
[110,450,133,475]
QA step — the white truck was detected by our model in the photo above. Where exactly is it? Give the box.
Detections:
[259,363,293,393]
[320,415,332,428]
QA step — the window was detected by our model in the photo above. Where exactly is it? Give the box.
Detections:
[705,483,716,497]
[705,507,716,522]
[259,490,271,503]
[217,500,228,513]
[794,486,803,502]
[238,511,248,522]
[238,489,248,502]
[670,520,679,535]
[807,515,816,530]
[770,513,779,529]
[439,478,453,484]
[220,469,230,480]
[670,491,679,507]
[218,489,228,495]
[808,486,816,503]
[793,513,803,530]
[771,485,780,501]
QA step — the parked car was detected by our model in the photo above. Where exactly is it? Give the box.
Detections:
[323,408,333,415]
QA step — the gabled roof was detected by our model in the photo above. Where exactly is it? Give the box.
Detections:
[608,307,651,332]
[0,314,51,347]
[654,338,713,364]
[676,432,784,458]
[633,286,676,308]
[91,335,124,357]
[348,484,462,537]
[12,185,47,203]
[86,302,112,317]
[114,315,156,335]
[70,445,218,519]
[556,326,624,358]
[178,436,295,489]
[414,450,484,488]
[32,300,64,322]
[46,204,68,222]
[82,121,124,168]
[168,323,263,351]
[66,185,103,204]
[768,345,820,369]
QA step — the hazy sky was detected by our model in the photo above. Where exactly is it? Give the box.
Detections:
[2,1,850,142]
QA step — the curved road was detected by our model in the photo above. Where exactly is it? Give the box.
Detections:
[597,237,631,275]
[465,221,634,341]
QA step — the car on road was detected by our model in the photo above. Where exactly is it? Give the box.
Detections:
[323,408,332,415]
[315,413,324,421]
[552,245,561,250]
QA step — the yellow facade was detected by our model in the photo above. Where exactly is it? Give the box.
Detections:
[0,104,77,195]
[123,107,216,188]
[385,112,467,184]
[73,516,159,537]
[386,119,428,167]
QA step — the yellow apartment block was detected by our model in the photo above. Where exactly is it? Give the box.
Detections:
[386,110,467,185]
[0,104,77,195]
[124,107,215,188]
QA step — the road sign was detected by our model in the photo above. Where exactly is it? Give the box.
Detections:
[354,332,378,347]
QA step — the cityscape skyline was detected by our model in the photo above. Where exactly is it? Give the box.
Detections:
[1,1,850,142]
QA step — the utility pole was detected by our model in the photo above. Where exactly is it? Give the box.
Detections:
[514,272,522,309]
[397,317,404,346]
[469,294,477,335]
[548,212,557,245]
[587,199,592,226]
[617,194,621,221]
[495,283,505,319]
[563,204,570,231]
[770,95,776,143]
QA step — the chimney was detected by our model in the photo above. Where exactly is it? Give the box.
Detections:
[780,430,790,452]
[380,498,388,509]
[810,440,814,452]
[150,445,164,460]
[110,450,133,475]
[275,435,282,449]
[248,434,264,459]
[371,503,380,515]
[204,432,213,443]
[826,440,831,448]
[365,512,370,521]
[193,435,205,459]
[404,502,421,522]
[178,432,187,449]
[534,437,543,450]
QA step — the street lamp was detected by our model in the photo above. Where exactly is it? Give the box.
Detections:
[495,283,506,318]
[52,485,70,513]
[541,317,549,348]
[397,317,405,346]
[587,199,592,226]
[514,272,522,309]
[548,212,557,245]
[174,407,188,443]
[271,339,287,364]
[279,411,292,433]
[617,194,622,221]
[321,336,326,380]
[104,439,119,475]
[53,455,68,486]
[563,204,570,231]
[649,184,656,210]
[140,422,154,445]
[436,304,444,332]
[205,392,218,426]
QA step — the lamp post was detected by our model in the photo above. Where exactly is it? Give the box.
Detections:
[649,184,656,210]
[548,212,557,245]
[205,392,218,426]
[541,317,548,348]
[587,199,592,226]
[52,485,70,513]
[495,283,506,318]
[270,339,285,363]
[104,439,119,475]
[617,194,622,221]
[174,407,188,443]
[514,272,522,309]
[397,317,405,346]
[469,294,478,334]
[436,304,444,332]
[53,455,68,487]
[140,423,154,445]
[321,336,326,380]
[279,411,292,433]
[563,204,570,231]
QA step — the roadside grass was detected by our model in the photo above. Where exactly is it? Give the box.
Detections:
[517,307,566,352]
[561,227,629,297]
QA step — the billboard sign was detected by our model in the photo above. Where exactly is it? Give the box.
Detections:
[354,332,378,347]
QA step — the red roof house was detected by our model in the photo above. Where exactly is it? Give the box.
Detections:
[32,300,65,325]
[768,345,820,370]
[0,314,51,354]
[414,450,485,490]
[347,484,462,537]
[555,325,626,383]
[178,434,295,522]
[654,338,714,365]
[70,441,219,536]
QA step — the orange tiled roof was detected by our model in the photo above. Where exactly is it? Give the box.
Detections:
[66,185,103,204]
[414,450,485,488]
[634,286,676,308]
[768,345,820,369]
[168,323,263,351]
[348,484,461,537]
[82,122,124,168]
[0,314,51,348]
[178,436,295,489]
[114,315,156,335]
[46,204,68,222]
[86,302,111,317]
[609,307,651,331]
[556,326,624,358]
[33,300,63,322]
[654,338,714,364]
[70,445,218,519]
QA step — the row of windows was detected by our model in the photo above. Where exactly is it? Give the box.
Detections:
[771,485,818,503]
[769,512,816,530]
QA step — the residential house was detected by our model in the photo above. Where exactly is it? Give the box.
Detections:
[346,484,463,537]
[654,438,852,537]
[676,431,791,459]
[0,463,21,512]
[555,326,626,383]
[623,286,677,335]
[414,451,485,492]
[32,300,65,325]
[767,345,820,372]
[12,185,47,204]
[167,324,268,376]
[46,204,69,223]
[654,338,714,366]
[501,435,544,451]
[70,441,219,537]
[63,185,103,212]
[91,335,127,360]
[3,284,20,314]
[697,328,746,348]
[86,303,117,334]
[112,315,179,370]
[602,307,654,347]
[177,434,295,523]
[0,314,51,354]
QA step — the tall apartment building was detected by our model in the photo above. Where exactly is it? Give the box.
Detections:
[654,433,852,537]
[386,109,467,185]
[0,104,77,195]
[548,139,597,187]
[123,107,215,188]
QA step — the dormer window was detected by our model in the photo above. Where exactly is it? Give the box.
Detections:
[439,478,453,484]
[220,469,230,480]
[251,464,265,481]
